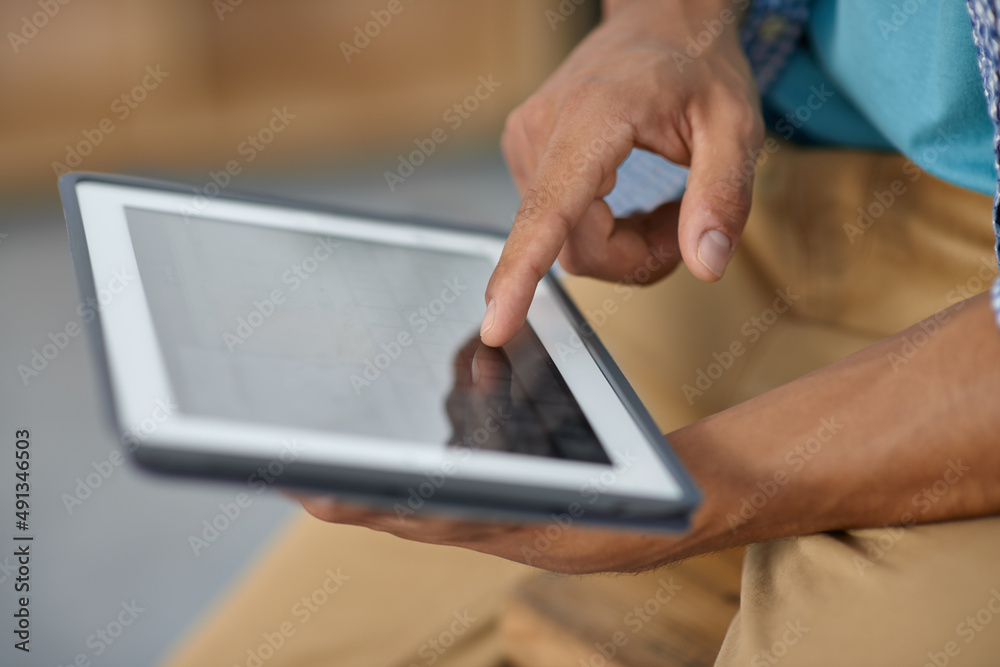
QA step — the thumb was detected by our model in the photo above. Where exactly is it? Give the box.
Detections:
[677,121,760,282]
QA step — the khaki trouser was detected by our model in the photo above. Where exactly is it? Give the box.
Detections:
[164,139,1000,666]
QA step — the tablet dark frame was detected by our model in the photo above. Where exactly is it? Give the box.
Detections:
[59,171,701,532]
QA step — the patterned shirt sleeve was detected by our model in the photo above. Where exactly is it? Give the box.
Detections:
[992,276,1000,330]
[739,0,812,91]
[966,0,1000,277]
[607,1,1000,332]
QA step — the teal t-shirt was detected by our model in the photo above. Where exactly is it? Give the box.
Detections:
[763,0,996,197]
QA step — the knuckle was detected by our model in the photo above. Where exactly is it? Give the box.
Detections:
[519,98,552,140]
[733,104,764,146]
[500,132,527,182]
[500,119,518,155]
[561,76,603,114]
[518,186,552,224]
[704,178,752,228]
[502,249,554,287]
[518,181,571,225]
[716,88,764,145]
[500,137,517,170]
[502,107,530,149]
[546,208,574,241]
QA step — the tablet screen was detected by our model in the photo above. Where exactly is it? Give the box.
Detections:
[125,207,611,465]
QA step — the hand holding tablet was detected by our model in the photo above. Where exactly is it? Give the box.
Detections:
[60,173,699,532]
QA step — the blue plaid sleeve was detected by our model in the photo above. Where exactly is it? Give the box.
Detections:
[967,0,1000,275]
[740,0,812,91]
[608,0,812,217]
[992,276,1000,330]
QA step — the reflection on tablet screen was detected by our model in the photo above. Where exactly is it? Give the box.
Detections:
[126,207,611,465]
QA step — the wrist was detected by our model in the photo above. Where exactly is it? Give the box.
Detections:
[596,0,754,89]
[658,417,760,560]
[652,406,816,564]
[603,0,750,27]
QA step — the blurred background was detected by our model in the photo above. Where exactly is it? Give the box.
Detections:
[1,0,596,207]
[6,3,996,665]
[1,3,766,666]
[0,2,601,665]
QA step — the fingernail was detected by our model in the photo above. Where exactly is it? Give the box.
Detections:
[471,355,481,384]
[697,229,732,278]
[480,299,496,338]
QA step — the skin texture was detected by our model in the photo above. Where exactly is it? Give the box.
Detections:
[298,294,1000,574]
[297,0,1000,573]
[479,0,761,347]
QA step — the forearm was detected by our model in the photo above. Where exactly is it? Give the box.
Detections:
[603,0,750,23]
[658,292,1000,564]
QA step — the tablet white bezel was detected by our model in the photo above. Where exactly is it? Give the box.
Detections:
[74,181,682,502]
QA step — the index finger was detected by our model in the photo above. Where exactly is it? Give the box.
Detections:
[480,114,632,347]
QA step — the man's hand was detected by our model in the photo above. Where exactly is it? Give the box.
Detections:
[481,0,762,346]
[296,294,1000,575]
[292,496,692,574]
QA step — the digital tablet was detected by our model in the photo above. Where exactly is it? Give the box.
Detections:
[59,173,700,531]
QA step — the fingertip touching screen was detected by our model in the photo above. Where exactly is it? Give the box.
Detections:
[125,207,611,465]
